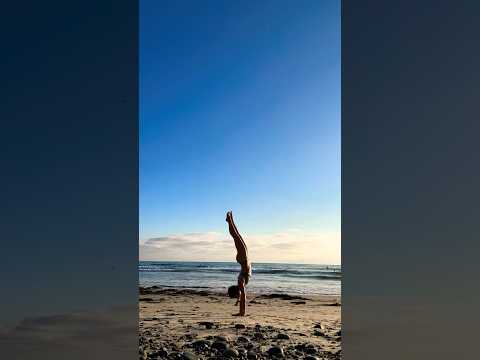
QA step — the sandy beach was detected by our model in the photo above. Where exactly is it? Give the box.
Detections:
[139,286,341,359]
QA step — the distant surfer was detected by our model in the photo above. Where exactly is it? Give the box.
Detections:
[226,211,252,316]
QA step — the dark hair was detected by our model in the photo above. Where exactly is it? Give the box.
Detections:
[228,285,239,298]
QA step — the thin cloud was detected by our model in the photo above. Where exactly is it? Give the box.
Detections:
[270,242,295,249]
[140,229,340,264]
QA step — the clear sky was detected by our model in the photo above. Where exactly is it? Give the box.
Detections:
[140,0,340,264]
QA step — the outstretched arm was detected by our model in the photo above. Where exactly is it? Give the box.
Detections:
[238,278,246,316]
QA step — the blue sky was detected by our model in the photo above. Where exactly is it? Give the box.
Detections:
[140,1,340,263]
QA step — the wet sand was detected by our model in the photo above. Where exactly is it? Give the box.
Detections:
[139,286,341,359]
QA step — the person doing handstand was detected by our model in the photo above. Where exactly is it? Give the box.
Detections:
[226,211,252,316]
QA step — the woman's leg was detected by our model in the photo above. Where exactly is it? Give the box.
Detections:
[227,212,247,257]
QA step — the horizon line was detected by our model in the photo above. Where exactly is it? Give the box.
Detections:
[139,259,341,266]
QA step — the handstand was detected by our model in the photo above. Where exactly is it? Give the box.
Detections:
[226,211,252,316]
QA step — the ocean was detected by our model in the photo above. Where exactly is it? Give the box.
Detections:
[139,261,341,295]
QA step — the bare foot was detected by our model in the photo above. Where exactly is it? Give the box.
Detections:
[232,312,246,317]
[226,211,232,222]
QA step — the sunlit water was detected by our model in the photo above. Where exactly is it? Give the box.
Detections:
[139,261,341,295]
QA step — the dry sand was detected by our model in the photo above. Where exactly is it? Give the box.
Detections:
[139,286,341,359]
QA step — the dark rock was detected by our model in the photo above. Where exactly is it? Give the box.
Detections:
[211,341,228,352]
[313,330,327,337]
[313,324,325,330]
[253,332,266,340]
[247,350,258,359]
[198,321,214,329]
[335,330,341,336]
[157,348,168,357]
[237,336,249,343]
[237,349,247,356]
[215,335,228,342]
[235,324,246,329]
[267,346,284,357]
[223,348,239,358]
[304,345,317,355]
[326,302,341,306]
[276,333,290,340]
[182,332,197,341]
[291,301,306,305]
[192,339,210,350]
[256,294,309,301]
[181,351,196,360]
[304,356,319,360]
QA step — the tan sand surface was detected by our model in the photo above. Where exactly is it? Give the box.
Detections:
[139,287,341,360]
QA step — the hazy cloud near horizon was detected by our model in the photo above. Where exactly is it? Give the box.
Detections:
[139,230,340,264]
